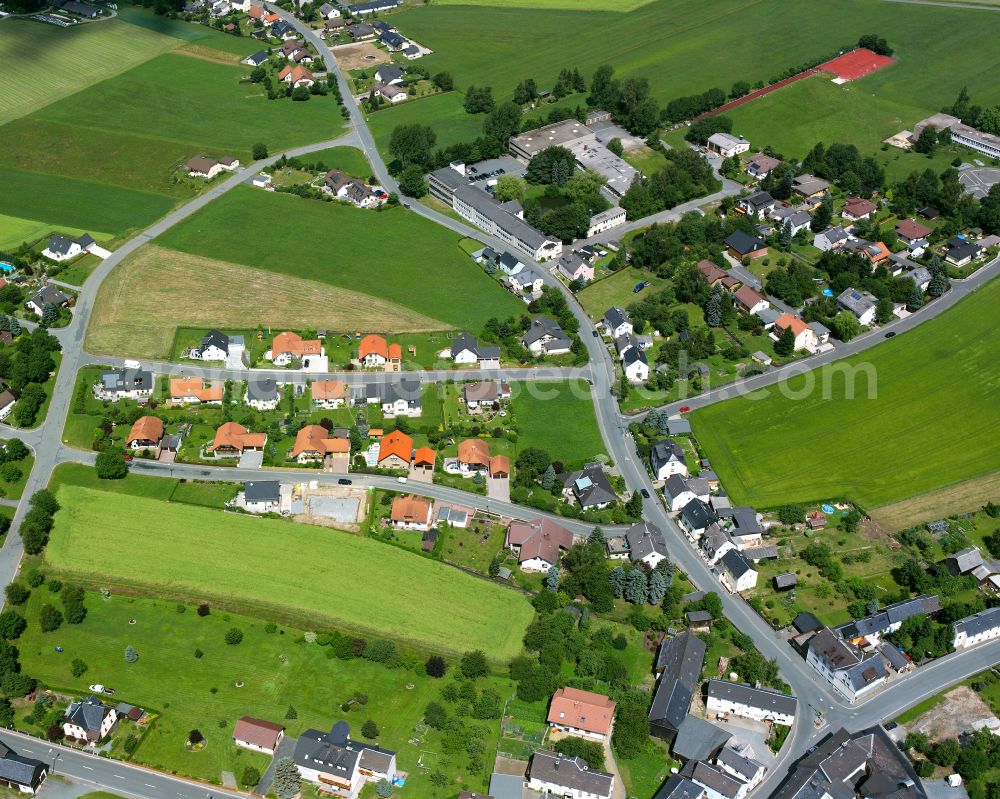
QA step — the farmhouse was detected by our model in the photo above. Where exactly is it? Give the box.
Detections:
[806,628,886,703]
[390,495,433,531]
[208,422,267,455]
[562,464,616,509]
[463,380,510,412]
[649,630,706,741]
[64,696,118,744]
[170,377,223,404]
[289,425,350,467]
[26,285,71,317]
[94,368,153,401]
[312,380,346,409]
[706,132,749,158]
[239,480,282,514]
[651,439,688,481]
[706,680,796,726]
[377,429,413,470]
[245,377,279,410]
[269,331,324,366]
[520,317,572,355]
[42,232,96,262]
[186,156,239,179]
[547,687,616,741]
[293,721,396,799]
[233,717,284,755]
[125,416,164,450]
[771,314,817,352]
[946,546,985,576]
[505,517,573,572]
[527,751,614,799]
[450,333,501,367]
[952,606,1000,649]
[0,741,47,795]
[724,231,768,261]
[626,521,668,569]
[836,288,878,326]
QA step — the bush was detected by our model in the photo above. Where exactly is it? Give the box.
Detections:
[425,655,446,678]
[188,729,204,745]
[37,604,61,632]
[197,603,210,617]
[194,647,204,658]
[460,649,489,679]
[25,570,43,588]
[241,766,262,788]
[362,719,379,739]
[225,628,244,645]
[95,448,129,479]
[4,583,29,606]
[0,611,26,639]
[71,658,88,677]
[376,779,393,799]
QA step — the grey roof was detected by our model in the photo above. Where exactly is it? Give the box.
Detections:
[46,234,75,255]
[201,329,230,353]
[246,377,279,402]
[837,287,877,316]
[686,610,713,623]
[653,776,705,799]
[774,572,798,589]
[663,474,691,502]
[348,0,398,11]
[380,30,406,47]
[784,210,812,228]
[908,267,932,286]
[720,549,754,580]
[650,630,706,733]
[949,546,984,573]
[562,464,617,508]
[724,230,767,256]
[818,226,850,245]
[270,20,294,36]
[700,526,733,560]
[729,506,761,536]
[30,285,71,307]
[793,611,823,633]
[520,316,567,348]
[834,595,939,639]
[246,49,269,65]
[490,773,526,799]
[604,306,630,330]
[651,439,685,472]
[741,190,775,211]
[742,545,778,561]
[358,378,422,409]
[622,348,648,368]
[673,718,733,763]
[878,642,910,671]
[811,321,830,336]
[451,332,500,360]
[626,521,667,563]
[450,182,554,253]
[0,742,46,789]
[529,751,613,798]
[668,418,692,435]
[65,695,111,736]
[809,628,886,692]
[706,679,797,717]
[716,746,762,783]
[376,64,403,83]
[680,498,716,531]
[946,240,982,261]
[954,606,1000,639]
[100,368,152,394]
[244,480,280,503]
[294,722,395,779]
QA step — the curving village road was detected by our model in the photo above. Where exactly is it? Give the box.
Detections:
[0,7,996,799]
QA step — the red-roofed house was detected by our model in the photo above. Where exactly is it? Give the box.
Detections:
[771,313,817,352]
[506,518,573,573]
[547,687,617,741]
[233,717,284,755]
[734,285,770,315]
[311,380,346,409]
[359,334,389,367]
[289,425,350,469]
[842,197,877,222]
[277,65,314,88]
[390,495,433,530]
[895,219,933,244]
[269,331,323,366]
[378,429,413,469]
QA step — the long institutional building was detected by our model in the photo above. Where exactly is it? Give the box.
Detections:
[914,113,1000,159]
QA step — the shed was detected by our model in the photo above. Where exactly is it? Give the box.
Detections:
[774,572,798,590]
[671,715,731,762]
[792,611,822,634]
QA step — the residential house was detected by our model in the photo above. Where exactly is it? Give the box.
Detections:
[312,380,346,409]
[649,630,706,741]
[347,22,375,39]
[736,191,776,220]
[719,550,757,593]
[834,595,940,645]
[684,760,746,799]
[170,377,223,404]
[706,133,749,158]
[844,239,890,267]
[746,153,781,180]
[233,717,284,755]
[603,307,632,339]
[771,314,817,352]
[953,607,1000,649]
[733,285,769,315]
[280,38,304,56]
[678,499,717,540]
[375,64,403,85]
[25,285,71,317]
[94,368,153,401]
[895,219,933,244]
[841,197,877,221]
[651,439,688,481]
[716,747,767,796]
[622,348,649,383]
[42,232,96,262]
[0,391,16,422]
[240,480,281,513]
[377,429,413,470]
[456,438,492,475]
[270,20,297,39]
[355,379,421,417]
[379,30,407,50]
[289,425,350,468]
[587,207,626,237]
[450,333,501,368]
[724,231,768,261]
[243,49,270,67]
[463,380,510,412]
[547,687,616,742]
[373,83,407,104]
[521,317,572,356]
[562,464,617,509]
[185,156,239,179]
[836,288,878,326]
[125,416,164,450]
[908,266,933,291]
[193,329,242,362]
[323,17,346,34]
[663,474,697,512]
[505,517,573,572]
[208,422,267,456]
[653,777,706,799]
[358,334,401,369]
[806,628,886,703]
[317,1,340,17]
[64,696,118,744]
[813,226,851,252]
[700,526,736,566]
[555,251,594,283]
[269,331,323,366]
[390,495,433,530]
[278,65,314,88]
[347,0,399,14]
[0,741,47,795]
[792,174,831,203]
[245,377,279,410]
[697,260,730,288]
[945,239,983,266]
[527,751,614,799]
[626,521,668,569]
[706,680,796,726]
[293,721,396,799]
[777,209,812,236]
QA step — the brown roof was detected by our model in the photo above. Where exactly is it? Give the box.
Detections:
[489,455,510,477]
[311,380,346,400]
[170,377,223,402]
[278,65,313,84]
[895,219,933,241]
[547,687,616,736]
[775,313,810,336]
[209,422,266,452]
[506,518,573,566]
[697,259,728,285]
[280,38,303,54]
[843,197,876,217]
[390,494,432,525]
[457,438,490,467]
[359,334,388,360]
[734,284,767,311]
[0,391,15,409]
[290,425,350,458]
[748,153,781,173]
[272,331,322,358]
[325,169,353,192]
[126,416,163,446]
[186,156,218,174]
[233,717,283,750]
[378,429,413,464]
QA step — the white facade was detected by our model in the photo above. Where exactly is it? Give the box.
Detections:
[806,646,885,703]
[64,707,118,743]
[587,207,626,238]
[953,609,1000,649]
[624,357,649,383]
[199,344,228,361]
[653,460,687,481]
[666,489,696,513]
[720,565,757,594]
[528,776,612,799]
[244,391,279,411]
[706,689,796,726]
[42,241,82,262]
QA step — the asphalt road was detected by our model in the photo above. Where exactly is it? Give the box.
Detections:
[0,7,995,798]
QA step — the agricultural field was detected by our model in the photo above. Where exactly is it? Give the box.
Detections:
[514,380,608,467]
[0,213,103,253]
[691,277,1000,510]
[86,246,445,359]
[155,188,524,331]
[431,0,654,9]
[14,588,512,795]
[45,485,534,659]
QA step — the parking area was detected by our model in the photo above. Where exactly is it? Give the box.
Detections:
[238,450,264,469]
[959,167,1000,199]
[707,715,778,769]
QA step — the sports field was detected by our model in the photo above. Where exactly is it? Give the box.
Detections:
[157,187,523,330]
[47,485,534,659]
[515,380,608,467]
[691,278,1000,510]
[86,246,446,358]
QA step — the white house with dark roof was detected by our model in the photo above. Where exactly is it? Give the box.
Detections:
[527,750,614,799]
[836,288,877,326]
[719,549,757,593]
[603,307,632,339]
[679,498,717,541]
[706,680,797,725]
[562,464,617,509]
[664,475,698,513]
[94,368,153,401]
[449,333,501,368]
[64,696,118,743]
[521,317,572,355]
[651,439,688,480]
[626,521,668,569]
[813,226,851,252]
[806,628,886,703]
[293,721,396,799]
[42,232,95,262]
[622,348,649,383]
[0,741,47,794]
[953,606,1000,649]
[26,285,71,316]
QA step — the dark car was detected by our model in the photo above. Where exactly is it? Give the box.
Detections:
[338,478,352,485]
[592,329,599,337]
[640,488,650,498]
[633,281,648,293]
[885,331,896,338]
[885,722,898,731]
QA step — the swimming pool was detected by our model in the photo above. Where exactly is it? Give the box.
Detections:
[0,263,14,274]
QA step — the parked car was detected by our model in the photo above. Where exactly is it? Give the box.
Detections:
[885,331,896,338]
[640,488,650,498]
[338,478,352,485]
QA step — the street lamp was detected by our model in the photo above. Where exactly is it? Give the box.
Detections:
[48,748,60,775]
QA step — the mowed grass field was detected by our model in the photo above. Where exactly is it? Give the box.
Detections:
[47,485,534,659]
[691,278,1000,510]
[86,246,446,358]
[515,380,608,467]
[432,0,654,8]
[156,187,524,330]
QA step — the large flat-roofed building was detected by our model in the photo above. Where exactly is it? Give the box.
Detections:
[428,165,562,260]
[914,113,1000,159]
[567,140,639,198]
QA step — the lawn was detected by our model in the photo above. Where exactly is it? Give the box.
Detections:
[0,213,108,252]
[691,276,1000,510]
[86,246,445,359]
[155,188,524,331]
[46,485,534,659]
[577,268,670,320]
[515,380,608,467]
[368,92,489,160]
[430,0,655,9]
[14,588,512,796]
[303,146,373,178]
[0,442,33,501]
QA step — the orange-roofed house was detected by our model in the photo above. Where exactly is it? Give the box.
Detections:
[359,334,389,367]
[126,416,164,450]
[289,425,350,469]
[170,377,224,405]
[208,422,267,456]
[277,65,314,88]
[270,332,324,366]
[413,447,436,475]
[457,438,491,475]
[772,313,817,352]
[378,429,413,469]
[390,495,433,530]
[248,4,266,20]
[489,455,510,479]
[263,11,279,24]
[311,380,346,409]
[387,342,402,372]
[547,687,617,741]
